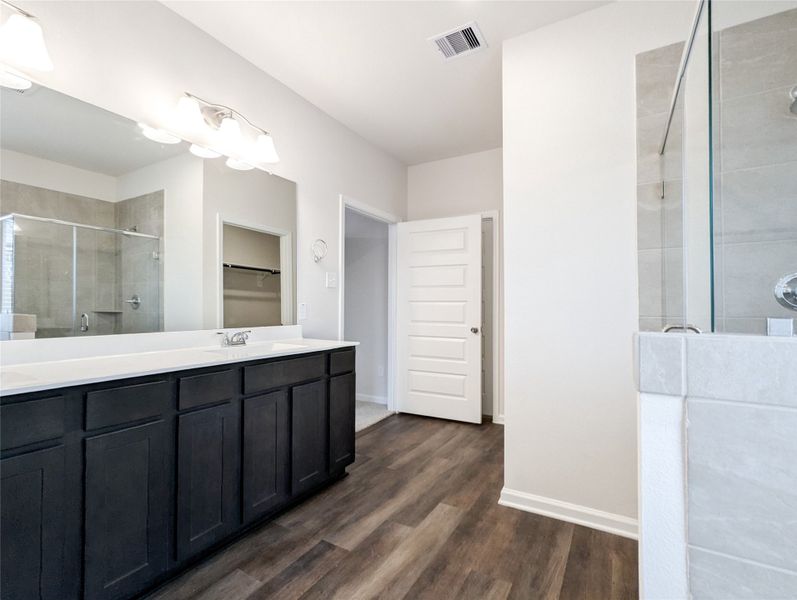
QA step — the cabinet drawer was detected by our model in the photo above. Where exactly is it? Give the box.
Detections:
[244,355,325,395]
[178,369,237,410]
[86,381,171,430]
[1,396,65,450]
[329,349,355,375]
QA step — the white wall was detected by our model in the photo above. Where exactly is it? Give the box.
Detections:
[407,148,502,220]
[0,148,117,202]
[344,208,389,404]
[116,153,205,332]
[18,0,407,340]
[500,0,699,536]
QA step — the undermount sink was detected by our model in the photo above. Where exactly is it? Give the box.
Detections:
[203,340,308,359]
[269,342,308,351]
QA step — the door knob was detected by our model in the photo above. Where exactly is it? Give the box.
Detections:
[471,327,479,334]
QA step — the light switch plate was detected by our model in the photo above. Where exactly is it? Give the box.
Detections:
[325,272,338,289]
[298,303,308,320]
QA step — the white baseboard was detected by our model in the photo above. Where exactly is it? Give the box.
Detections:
[356,393,387,405]
[499,487,638,539]
[492,414,505,425]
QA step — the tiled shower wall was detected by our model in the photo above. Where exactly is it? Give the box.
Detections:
[713,9,797,334]
[638,333,797,599]
[636,42,685,332]
[116,192,164,333]
[635,8,797,334]
[0,181,163,336]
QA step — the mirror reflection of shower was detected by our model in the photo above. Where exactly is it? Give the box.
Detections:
[0,206,163,339]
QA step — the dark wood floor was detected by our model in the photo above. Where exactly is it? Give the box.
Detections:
[149,414,638,600]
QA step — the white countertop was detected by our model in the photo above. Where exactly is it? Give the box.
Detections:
[0,331,357,396]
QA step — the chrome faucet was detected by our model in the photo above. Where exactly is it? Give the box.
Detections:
[217,330,252,347]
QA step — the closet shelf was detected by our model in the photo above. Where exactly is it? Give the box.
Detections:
[223,262,281,275]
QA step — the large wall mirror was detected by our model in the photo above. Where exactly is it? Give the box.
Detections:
[0,85,296,339]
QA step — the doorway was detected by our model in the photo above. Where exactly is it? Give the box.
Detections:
[343,207,393,431]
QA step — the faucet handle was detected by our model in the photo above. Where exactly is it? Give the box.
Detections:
[216,331,231,346]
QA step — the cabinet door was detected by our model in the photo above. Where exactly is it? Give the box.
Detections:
[176,403,240,560]
[243,391,289,522]
[291,380,328,496]
[1,446,65,600]
[85,421,169,600]
[329,372,356,472]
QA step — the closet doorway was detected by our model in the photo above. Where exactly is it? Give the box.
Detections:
[339,198,398,432]
[221,223,292,327]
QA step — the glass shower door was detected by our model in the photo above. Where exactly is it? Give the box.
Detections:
[75,228,161,336]
[75,228,120,336]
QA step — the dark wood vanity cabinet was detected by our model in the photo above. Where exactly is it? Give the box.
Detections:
[0,347,356,600]
[242,390,290,522]
[0,446,65,600]
[291,380,329,495]
[176,402,240,560]
[84,421,170,600]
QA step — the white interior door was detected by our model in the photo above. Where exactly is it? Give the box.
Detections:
[396,215,482,424]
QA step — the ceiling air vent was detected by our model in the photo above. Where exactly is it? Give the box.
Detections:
[429,22,487,61]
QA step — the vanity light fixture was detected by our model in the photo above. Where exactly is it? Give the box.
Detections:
[217,115,242,153]
[189,144,221,159]
[138,123,181,145]
[225,157,255,171]
[172,92,280,166]
[0,0,53,72]
[174,95,207,134]
[0,68,30,90]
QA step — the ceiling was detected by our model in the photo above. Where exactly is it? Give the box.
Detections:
[1,86,185,176]
[164,1,607,165]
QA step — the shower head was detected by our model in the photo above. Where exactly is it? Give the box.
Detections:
[791,86,797,115]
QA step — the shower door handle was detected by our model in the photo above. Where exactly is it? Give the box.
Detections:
[80,313,89,332]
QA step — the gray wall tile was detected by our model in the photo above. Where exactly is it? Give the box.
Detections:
[719,8,797,101]
[635,41,684,117]
[718,162,797,244]
[686,335,797,406]
[688,399,797,571]
[720,85,797,172]
[639,334,685,395]
[637,181,683,251]
[689,547,797,600]
[722,240,797,320]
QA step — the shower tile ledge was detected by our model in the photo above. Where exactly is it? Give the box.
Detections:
[635,331,797,405]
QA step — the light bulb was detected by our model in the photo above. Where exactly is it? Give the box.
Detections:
[217,116,241,153]
[253,134,279,164]
[138,123,181,145]
[174,95,206,134]
[225,157,254,171]
[190,144,221,159]
[0,14,53,71]
[0,70,31,90]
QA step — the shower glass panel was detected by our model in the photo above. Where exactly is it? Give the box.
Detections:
[659,94,686,331]
[681,0,712,333]
[638,1,795,335]
[710,4,797,335]
[0,214,161,338]
[1,216,76,337]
